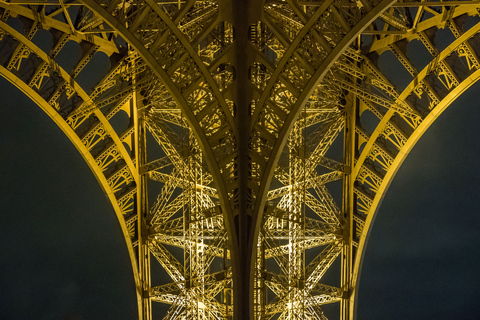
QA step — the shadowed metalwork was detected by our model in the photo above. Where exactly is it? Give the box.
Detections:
[1,0,480,318]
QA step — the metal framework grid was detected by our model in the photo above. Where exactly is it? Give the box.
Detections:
[1,0,480,318]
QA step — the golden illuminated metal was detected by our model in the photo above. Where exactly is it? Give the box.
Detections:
[1,0,480,319]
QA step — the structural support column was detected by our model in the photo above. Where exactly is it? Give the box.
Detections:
[232,0,252,317]
[230,1,263,319]
[134,85,151,320]
[341,84,357,320]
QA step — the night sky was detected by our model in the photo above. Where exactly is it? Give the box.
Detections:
[357,82,480,319]
[0,77,137,319]
[2,68,480,319]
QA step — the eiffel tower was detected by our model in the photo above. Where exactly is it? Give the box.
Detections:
[1,0,479,319]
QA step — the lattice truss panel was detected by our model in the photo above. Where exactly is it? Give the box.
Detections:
[255,91,345,319]
[0,0,233,318]
[2,0,480,319]
[251,1,480,319]
[145,112,233,318]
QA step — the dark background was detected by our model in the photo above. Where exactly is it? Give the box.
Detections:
[357,83,480,319]
[0,77,137,319]
[2,77,480,319]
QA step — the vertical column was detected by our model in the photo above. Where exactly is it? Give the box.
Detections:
[184,131,194,318]
[286,123,306,318]
[184,130,207,319]
[253,231,264,319]
[341,66,358,320]
[231,1,254,319]
[134,67,151,319]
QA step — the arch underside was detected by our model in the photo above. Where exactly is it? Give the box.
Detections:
[2,0,480,319]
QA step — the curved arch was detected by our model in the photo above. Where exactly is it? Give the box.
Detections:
[1,2,240,316]
[253,2,480,320]
[250,0,396,253]
[78,0,237,223]
[347,9,480,318]
[0,77,138,318]
[0,64,140,280]
[352,47,480,317]
[356,87,480,317]
[0,14,146,311]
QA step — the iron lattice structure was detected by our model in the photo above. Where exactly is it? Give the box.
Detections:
[2,0,480,318]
